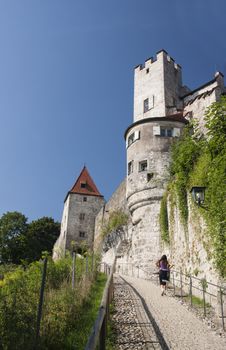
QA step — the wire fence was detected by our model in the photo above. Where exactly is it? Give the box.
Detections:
[117,262,226,331]
[0,252,102,350]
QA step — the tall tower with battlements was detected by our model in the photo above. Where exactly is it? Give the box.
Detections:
[124,50,188,272]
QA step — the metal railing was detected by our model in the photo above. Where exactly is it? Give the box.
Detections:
[85,259,116,350]
[118,262,226,331]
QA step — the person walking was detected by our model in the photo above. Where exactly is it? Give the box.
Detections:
[156,255,172,296]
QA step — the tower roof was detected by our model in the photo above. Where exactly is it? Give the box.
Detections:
[65,166,103,201]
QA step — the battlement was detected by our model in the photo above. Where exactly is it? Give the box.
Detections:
[133,50,183,121]
[134,49,182,73]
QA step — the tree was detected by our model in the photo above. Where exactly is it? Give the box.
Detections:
[0,213,60,264]
[26,217,60,262]
[0,211,28,264]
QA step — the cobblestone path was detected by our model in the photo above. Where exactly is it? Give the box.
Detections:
[112,275,169,349]
[112,274,226,350]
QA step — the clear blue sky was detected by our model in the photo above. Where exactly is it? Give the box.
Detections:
[0,0,225,222]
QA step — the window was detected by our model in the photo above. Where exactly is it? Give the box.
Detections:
[128,133,135,146]
[146,68,149,74]
[147,173,154,182]
[143,98,149,113]
[80,181,86,188]
[139,160,147,172]
[79,213,85,220]
[127,131,140,148]
[79,231,85,238]
[128,161,134,175]
[160,127,173,137]
[83,197,87,202]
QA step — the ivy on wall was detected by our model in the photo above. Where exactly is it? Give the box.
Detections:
[167,96,226,277]
[159,191,169,243]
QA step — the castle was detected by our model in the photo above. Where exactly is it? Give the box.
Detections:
[53,50,225,275]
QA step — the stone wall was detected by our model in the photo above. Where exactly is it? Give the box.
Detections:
[183,73,225,132]
[93,178,130,258]
[54,193,104,259]
[163,191,222,301]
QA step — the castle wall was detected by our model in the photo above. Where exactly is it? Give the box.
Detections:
[125,119,186,272]
[94,179,129,254]
[54,193,104,259]
[163,192,222,307]
[183,73,225,134]
[65,193,105,251]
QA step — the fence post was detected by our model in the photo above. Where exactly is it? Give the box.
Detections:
[172,271,176,296]
[219,288,225,331]
[91,252,94,275]
[201,279,207,317]
[189,275,193,307]
[72,251,76,290]
[86,255,89,276]
[34,257,48,349]
[180,269,183,298]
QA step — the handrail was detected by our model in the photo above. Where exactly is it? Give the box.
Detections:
[85,259,116,350]
[119,262,226,331]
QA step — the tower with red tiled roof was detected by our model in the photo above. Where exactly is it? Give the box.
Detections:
[53,166,105,257]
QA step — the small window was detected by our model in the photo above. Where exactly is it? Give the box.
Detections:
[160,128,173,137]
[79,231,85,238]
[127,130,140,148]
[128,161,134,175]
[143,98,149,113]
[79,213,85,220]
[139,160,147,172]
[146,68,149,74]
[147,173,154,182]
[81,182,86,188]
[83,197,87,202]
[128,133,135,146]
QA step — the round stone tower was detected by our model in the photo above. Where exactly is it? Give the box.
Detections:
[125,50,187,272]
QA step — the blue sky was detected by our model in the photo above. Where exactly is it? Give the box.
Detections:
[0,0,225,222]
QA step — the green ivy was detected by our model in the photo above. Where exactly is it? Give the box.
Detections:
[168,97,226,277]
[101,210,128,237]
[170,122,202,223]
[159,192,169,243]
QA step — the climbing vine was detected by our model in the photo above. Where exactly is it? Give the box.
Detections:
[170,122,202,224]
[101,210,128,238]
[168,96,226,277]
[159,191,169,243]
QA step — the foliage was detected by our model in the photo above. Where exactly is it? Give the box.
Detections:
[169,97,226,276]
[0,212,60,264]
[204,95,226,157]
[0,254,107,349]
[0,212,28,264]
[170,123,202,223]
[26,217,60,262]
[159,192,169,243]
[102,210,128,237]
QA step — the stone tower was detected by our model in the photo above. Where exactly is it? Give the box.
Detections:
[53,166,105,258]
[125,50,188,272]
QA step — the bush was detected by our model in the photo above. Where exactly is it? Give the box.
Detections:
[0,254,107,349]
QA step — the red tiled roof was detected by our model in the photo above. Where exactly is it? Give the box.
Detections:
[68,166,103,197]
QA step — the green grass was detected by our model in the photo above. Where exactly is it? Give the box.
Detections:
[185,294,211,308]
[106,301,117,350]
[65,272,107,350]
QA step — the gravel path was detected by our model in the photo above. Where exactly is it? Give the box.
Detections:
[114,274,226,350]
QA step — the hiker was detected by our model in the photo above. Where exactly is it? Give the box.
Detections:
[156,255,173,296]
